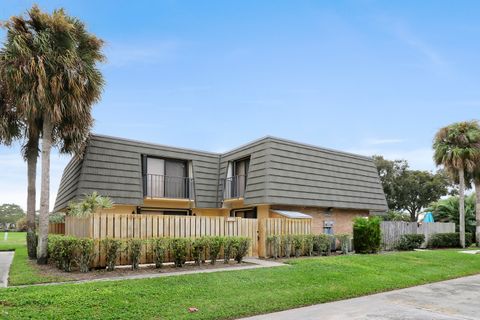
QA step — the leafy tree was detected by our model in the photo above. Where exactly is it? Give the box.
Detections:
[0,6,104,263]
[373,156,450,222]
[372,155,408,210]
[382,211,411,222]
[433,121,480,248]
[0,204,25,229]
[427,194,476,237]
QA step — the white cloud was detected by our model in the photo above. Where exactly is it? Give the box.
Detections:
[364,138,405,145]
[104,40,181,67]
[348,147,435,171]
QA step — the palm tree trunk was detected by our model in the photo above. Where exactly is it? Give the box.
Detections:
[475,180,480,247]
[459,167,466,248]
[37,117,53,264]
[26,141,38,259]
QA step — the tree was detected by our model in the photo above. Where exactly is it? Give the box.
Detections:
[68,192,113,217]
[427,194,476,237]
[433,121,480,248]
[0,6,104,263]
[472,168,480,245]
[372,155,408,210]
[0,204,25,230]
[373,156,450,221]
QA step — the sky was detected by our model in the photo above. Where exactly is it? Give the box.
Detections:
[0,0,479,210]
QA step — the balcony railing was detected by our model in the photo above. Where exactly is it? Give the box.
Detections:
[145,174,194,199]
[222,175,247,199]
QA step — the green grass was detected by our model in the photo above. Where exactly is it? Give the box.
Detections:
[1,250,479,319]
[0,232,65,286]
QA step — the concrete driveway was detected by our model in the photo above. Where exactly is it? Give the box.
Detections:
[241,274,480,320]
[0,251,14,288]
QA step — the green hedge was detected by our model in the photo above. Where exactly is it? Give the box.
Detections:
[353,216,381,254]
[395,234,425,251]
[427,232,473,248]
[48,235,251,272]
[267,234,335,259]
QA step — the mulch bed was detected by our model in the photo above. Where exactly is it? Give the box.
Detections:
[29,259,251,282]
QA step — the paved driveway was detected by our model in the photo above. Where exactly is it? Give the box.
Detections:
[241,274,480,320]
[0,252,14,288]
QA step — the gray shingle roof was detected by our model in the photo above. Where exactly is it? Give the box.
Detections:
[54,134,388,212]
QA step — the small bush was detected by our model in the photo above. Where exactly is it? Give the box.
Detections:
[303,235,314,256]
[282,235,293,258]
[292,235,304,257]
[208,236,224,265]
[267,235,281,259]
[151,238,169,268]
[223,237,236,264]
[47,235,64,269]
[313,234,331,256]
[395,234,425,251]
[192,237,208,266]
[353,216,381,254]
[233,237,250,263]
[427,232,473,248]
[336,234,351,254]
[76,238,95,273]
[102,238,123,271]
[170,238,190,267]
[127,239,144,270]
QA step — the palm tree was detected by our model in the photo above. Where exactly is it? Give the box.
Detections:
[433,121,480,248]
[471,168,480,245]
[428,194,476,237]
[0,5,104,263]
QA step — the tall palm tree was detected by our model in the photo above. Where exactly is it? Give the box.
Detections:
[433,121,480,248]
[0,5,104,263]
[471,168,480,245]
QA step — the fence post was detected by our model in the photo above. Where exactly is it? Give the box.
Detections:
[258,218,266,258]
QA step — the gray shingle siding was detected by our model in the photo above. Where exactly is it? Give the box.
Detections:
[54,135,388,212]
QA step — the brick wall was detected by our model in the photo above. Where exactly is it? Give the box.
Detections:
[270,206,369,235]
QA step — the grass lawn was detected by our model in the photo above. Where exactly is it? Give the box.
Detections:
[0,232,66,286]
[0,250,479,319]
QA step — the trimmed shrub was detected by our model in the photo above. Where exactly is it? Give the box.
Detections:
[353,216,381,254]
[102,238,123,271]
[233,237,250,263]
[303,235,314,256]
[313,234,331,256]
[192,237,208,266]
[208,236,224,265]
[76,238,95,273]
[267,235,281,259]
[48,236,77,272]
[336,234,351,254]
[127,239,144,270]
[223,237,236,264]
[151,238,169,268]
[282,235,293,258]
[292,235,304,257]
[395,234,425,251]
[170,238,190,267]
[427,232,473,248]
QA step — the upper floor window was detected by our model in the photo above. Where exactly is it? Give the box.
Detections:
[223,157,250,199]
[143,156,192,199]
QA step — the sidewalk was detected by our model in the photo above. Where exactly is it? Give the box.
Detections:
[0,252,14,288]
[240,274,480,320]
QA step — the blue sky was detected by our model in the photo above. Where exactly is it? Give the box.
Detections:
[1,0,479,209]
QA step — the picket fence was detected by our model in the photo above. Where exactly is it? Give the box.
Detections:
[381,221,455,250]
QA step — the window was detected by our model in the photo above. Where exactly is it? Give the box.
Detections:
[143,156,190,198]
[139,207,191,216]
[224,157,250,199]
[230,207,257,219]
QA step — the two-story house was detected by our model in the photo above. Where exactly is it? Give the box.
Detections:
[54,134,387,235]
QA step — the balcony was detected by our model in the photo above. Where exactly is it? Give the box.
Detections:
[222,175,247,199]
[145,174,194,199]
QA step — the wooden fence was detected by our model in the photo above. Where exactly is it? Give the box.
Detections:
[48,223,65,235]
[65,214,258,267]
[381,221,455,250]
[260,218,312,257]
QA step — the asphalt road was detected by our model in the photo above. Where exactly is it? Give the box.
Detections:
[241,274,480,320]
